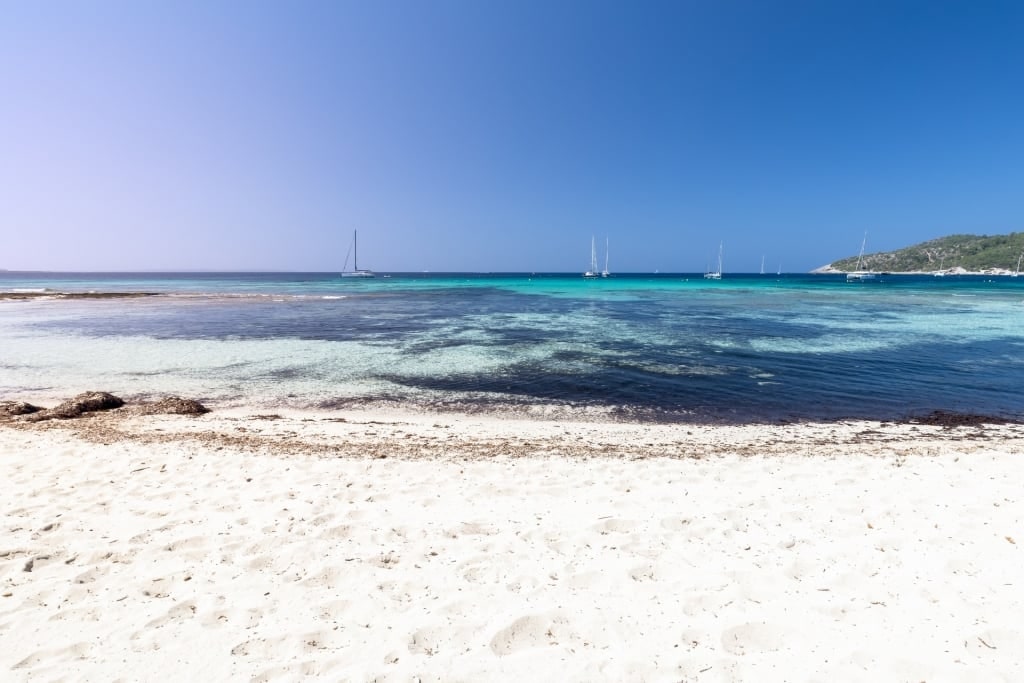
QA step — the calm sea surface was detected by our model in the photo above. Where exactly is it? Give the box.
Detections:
[2,272,1023,422]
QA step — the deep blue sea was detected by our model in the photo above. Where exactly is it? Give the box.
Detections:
[2,271,1024,422]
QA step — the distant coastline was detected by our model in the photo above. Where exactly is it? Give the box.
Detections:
[811,265,1022,276]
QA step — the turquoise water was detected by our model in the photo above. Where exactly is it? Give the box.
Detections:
[2,272,1023,422]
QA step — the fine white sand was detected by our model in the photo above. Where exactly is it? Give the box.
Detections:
[2,409,1023,681]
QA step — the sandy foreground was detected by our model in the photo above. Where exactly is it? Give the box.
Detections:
[2,409,1023,682]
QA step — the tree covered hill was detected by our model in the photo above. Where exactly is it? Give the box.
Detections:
[820,232,1024,273]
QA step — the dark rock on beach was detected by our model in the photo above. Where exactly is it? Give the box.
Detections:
[132,396,210,416]
[26,392,125,422]
[0,401,42,417]
[3,392,211,423]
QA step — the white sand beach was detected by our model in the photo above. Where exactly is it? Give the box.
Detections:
[2,409,1023,681]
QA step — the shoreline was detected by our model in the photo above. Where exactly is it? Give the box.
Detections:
[4,393,1019,440]
[4,389,1022,431]
[2,407,1022,679]
[811,267,1022,276]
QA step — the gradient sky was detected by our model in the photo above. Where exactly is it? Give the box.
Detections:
[3,1,1022,272]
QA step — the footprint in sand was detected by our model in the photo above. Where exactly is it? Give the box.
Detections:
[246,554,275,571]
[199,606,262,629]
[299,565,344,588]
[408,626,450,655]
[13,641,93,669]
[458,556,505,584]
[594,518,638,534]
[505,574,540,593]
[489,613,570,656]
[308,512,336,528]
[139,576,177,599]
[317,598,351,621]
[163,599,199,626]
[450,521,496,537]
[629,562,657,582]
[319,524,352,540]
[720,622,784,655]
[46,604,102,623]
[231,630,337,658]
[72,565,111,585]
[252,658,343,681]
[659,516,692,531]
[161,535,211,561]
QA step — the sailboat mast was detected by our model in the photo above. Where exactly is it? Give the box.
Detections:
[354,230,358,271]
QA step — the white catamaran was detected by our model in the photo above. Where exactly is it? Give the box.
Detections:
[601,237,610,277]
[341,230,375,278]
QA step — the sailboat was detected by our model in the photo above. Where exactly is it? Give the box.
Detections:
[601,237,610,277]
[760,255,765,275]
[341,230,375,278]
[1012,253,1022,277]
[704,242,722,279]
[846,233,876,282]
[583,236,599,278]
[933,256,946,277]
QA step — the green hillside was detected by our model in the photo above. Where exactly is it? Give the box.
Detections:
[827,232,1024,272]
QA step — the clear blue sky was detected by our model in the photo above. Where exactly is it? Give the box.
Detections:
[2,1,1022,272]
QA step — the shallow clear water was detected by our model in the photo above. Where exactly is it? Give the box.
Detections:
[2,272,1023,422]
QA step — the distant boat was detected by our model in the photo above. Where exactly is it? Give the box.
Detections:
[341,230,375,278]
[704,242,722,280]
[933,256,946,277]
[846,233,876,282]
[601,237,610,277]
[1011,253,1023,278]
[760,255,765,275]
[583,236,599,278]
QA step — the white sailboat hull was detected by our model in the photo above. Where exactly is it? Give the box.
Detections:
[583,236,600,278]
[846,271,876,281]
[704,242,723,279]
[846,233,875,282]
[341,230,375,278]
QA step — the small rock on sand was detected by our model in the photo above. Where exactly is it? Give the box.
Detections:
[0,401,42,417]
[26,392,125,421]
[132,397,210,416]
